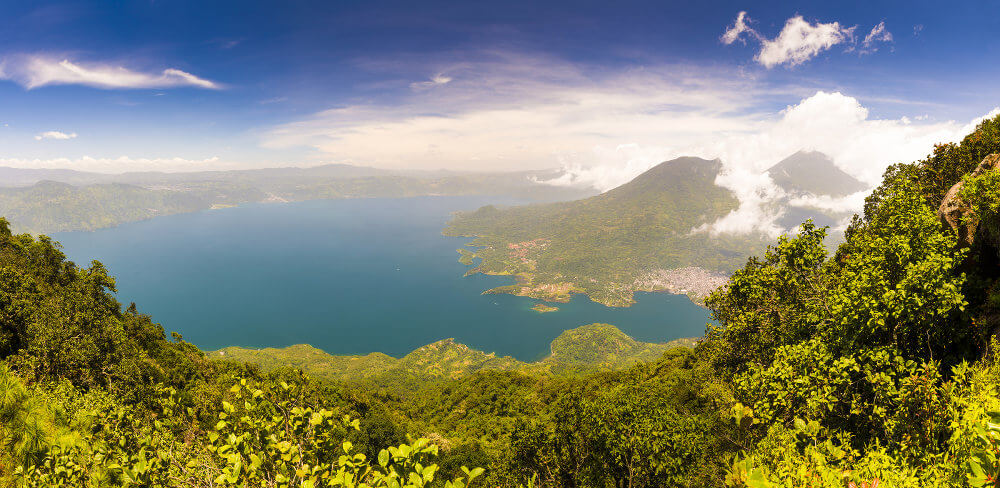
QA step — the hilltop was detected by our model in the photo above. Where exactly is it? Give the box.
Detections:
[767,151,869,231]
[213,323,695,385]
[766,150,867,197]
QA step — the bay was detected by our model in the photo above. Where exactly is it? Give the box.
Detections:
[53,196,713,361]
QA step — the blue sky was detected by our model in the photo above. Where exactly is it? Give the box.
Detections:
[0,0,998,183]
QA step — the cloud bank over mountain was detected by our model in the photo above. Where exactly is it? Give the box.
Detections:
[546,91,999,236]
[257,51,997,236]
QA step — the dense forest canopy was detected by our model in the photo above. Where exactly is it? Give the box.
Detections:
[3,115,1000,486]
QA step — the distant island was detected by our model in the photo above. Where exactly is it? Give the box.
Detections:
[531,303,559,313]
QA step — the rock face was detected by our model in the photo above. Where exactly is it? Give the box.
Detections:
[938,153,1000,247]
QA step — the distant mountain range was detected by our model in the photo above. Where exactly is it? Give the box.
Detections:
[0,164,596,233]
[445,151,868,306]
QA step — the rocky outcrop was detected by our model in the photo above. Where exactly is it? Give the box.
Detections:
[938,153,1000,247]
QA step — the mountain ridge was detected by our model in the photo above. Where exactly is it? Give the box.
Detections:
[213,323,697,385]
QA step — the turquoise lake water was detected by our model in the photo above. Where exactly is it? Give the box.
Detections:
[53,196,713,361]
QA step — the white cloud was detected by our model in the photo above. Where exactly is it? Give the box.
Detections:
[34,130,77,141]
[723,13,898,68]
[540,92,998,236]
[721,11,760,45]
[410,74,453,91]
[0,56,219,90]
[862,22,893,53]
[756,16,854,68]
[0,155,222,173]
[699,93,995,235]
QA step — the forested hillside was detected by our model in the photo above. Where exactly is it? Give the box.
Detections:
[444,157,772,306]
[214,323,697,385]
[444,152,874,308]
[3,115,1000,487]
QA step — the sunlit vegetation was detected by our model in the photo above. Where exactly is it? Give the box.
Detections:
[530,303,558,313]
[5,115,1000,486]
[214,323,694,386]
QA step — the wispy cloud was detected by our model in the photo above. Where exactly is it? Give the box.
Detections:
[262,53,771,173]
[723,12,854,68]
[723,12,892,68]
[409,74,453,91]
[259,96,289,104]
[861,22,893,53]
[34,130,77,141]
[720,11,760,45]
[0,55,220,90]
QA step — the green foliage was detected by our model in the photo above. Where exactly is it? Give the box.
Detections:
[711,114,1000,487]
[704,222,830,371]
[8,375,484,488]
[831,175,968,360]
[912,115,1000,204]
[0,181,265,233]
[214,324,695,386]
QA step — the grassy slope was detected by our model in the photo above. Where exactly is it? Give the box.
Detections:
[444,157,770,306]
[213,323,697,384]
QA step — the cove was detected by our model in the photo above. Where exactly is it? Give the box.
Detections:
[53,196,713,361]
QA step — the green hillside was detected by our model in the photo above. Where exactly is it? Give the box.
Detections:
[0,180,265,233]
[214,323,695,384]
[0,167,595,233]
[445,157,771,306]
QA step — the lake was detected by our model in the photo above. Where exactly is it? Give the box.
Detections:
[53,196,713,361]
